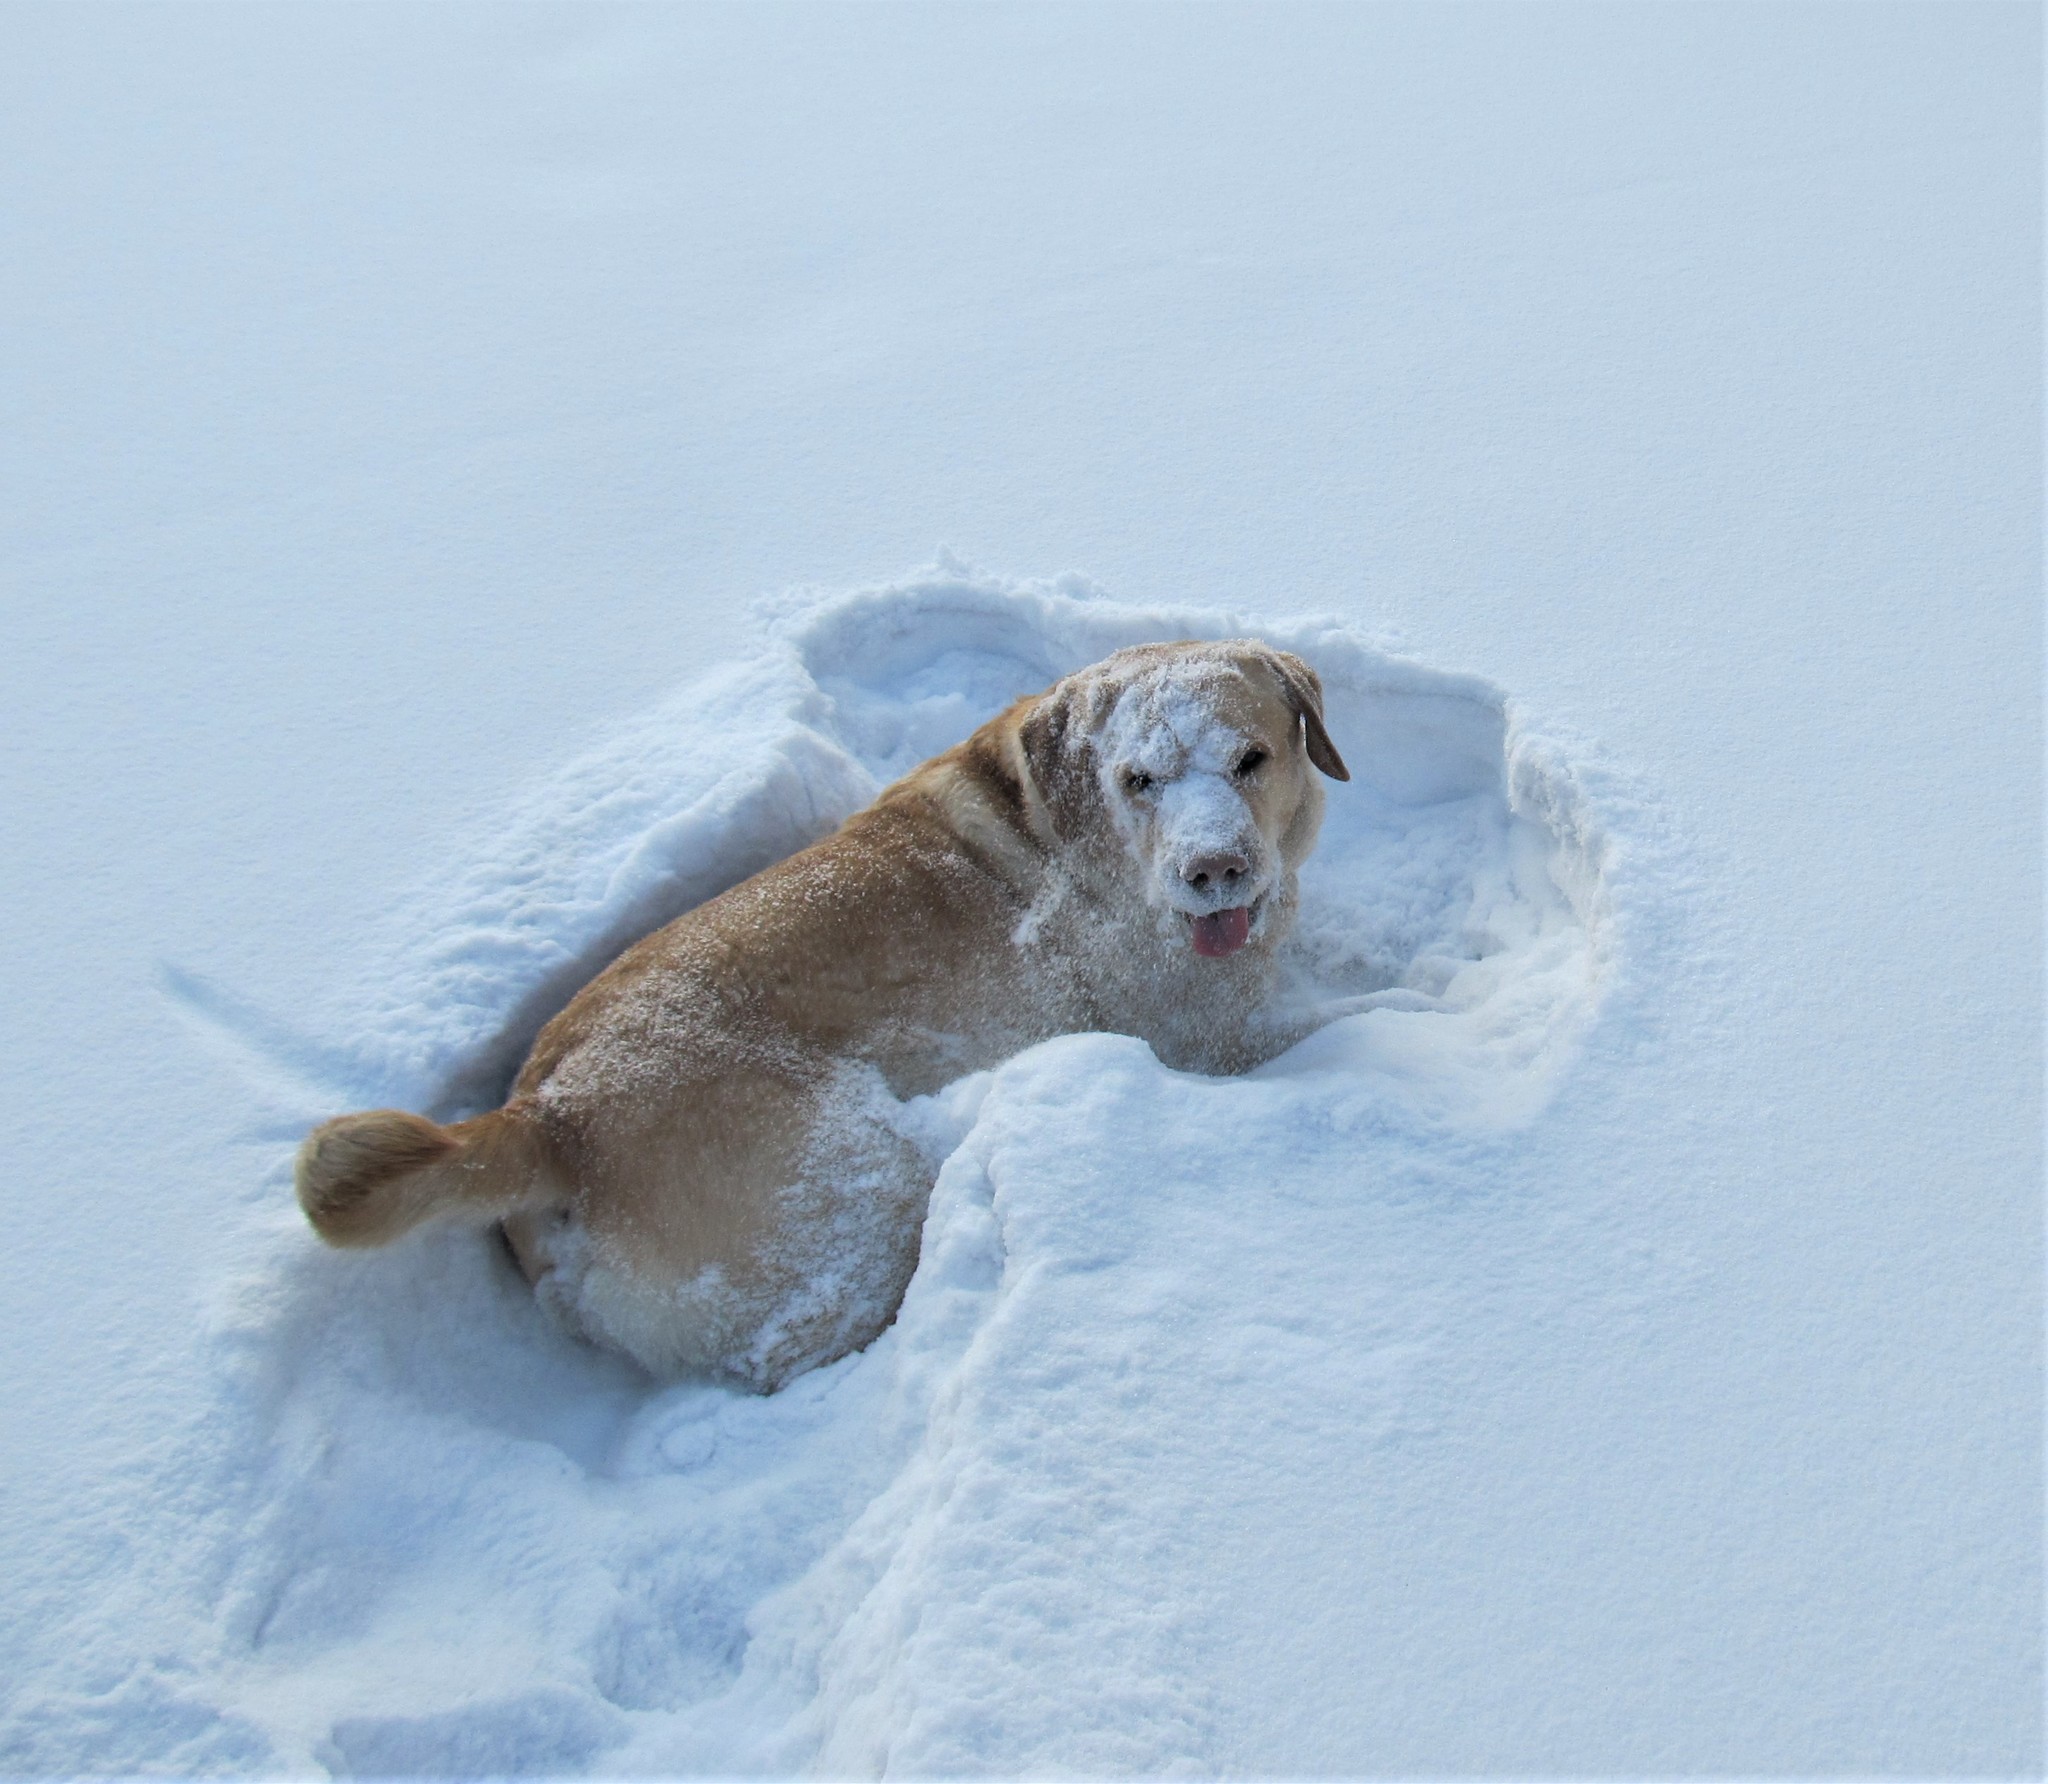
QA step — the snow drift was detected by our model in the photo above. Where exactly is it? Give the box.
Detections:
[66,570,1616,1774]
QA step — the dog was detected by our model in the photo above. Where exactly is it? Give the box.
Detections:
[296,640,1349,1389]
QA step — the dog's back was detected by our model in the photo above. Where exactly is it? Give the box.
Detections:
[297,642,1346,1388]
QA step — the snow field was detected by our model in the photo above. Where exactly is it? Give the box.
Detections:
[2,3,2035,1772]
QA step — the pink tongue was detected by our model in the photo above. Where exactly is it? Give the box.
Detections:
[1190,906,1252,959]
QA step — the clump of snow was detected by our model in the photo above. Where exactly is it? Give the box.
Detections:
[116,570,1615,1773]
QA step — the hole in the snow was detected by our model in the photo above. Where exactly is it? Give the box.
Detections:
[192,571,1616,1765]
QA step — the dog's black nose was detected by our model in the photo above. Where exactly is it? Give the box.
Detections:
[1182,851,1250,894]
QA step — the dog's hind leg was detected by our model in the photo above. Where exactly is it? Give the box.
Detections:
[296,1101,563,1248]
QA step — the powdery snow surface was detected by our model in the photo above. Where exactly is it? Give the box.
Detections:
[132,574,1615,1774]
[3,2,2039,1776]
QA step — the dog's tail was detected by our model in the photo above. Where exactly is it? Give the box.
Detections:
[295,1101,562,1247]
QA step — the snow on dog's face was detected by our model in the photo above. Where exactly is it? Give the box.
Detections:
[1020,641,1349,958]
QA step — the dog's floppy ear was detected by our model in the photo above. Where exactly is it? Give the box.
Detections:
[1014,679,1102,842]
[1262,648,1349,781]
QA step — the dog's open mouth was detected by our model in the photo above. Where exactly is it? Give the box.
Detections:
[1188,903,1255,959]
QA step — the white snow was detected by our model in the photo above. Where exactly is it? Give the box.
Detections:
[2,3,2038,1776]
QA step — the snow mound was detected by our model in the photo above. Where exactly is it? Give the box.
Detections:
[162,570,1613,1774]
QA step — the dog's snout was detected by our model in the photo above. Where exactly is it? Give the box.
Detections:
[1182,850,1251,895]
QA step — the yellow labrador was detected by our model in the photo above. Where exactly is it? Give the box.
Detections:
[297,641,1348,1388]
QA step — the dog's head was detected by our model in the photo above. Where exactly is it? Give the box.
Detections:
[1016,641,1348,958]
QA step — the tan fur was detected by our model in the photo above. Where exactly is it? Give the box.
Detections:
[297,641,1347,1389]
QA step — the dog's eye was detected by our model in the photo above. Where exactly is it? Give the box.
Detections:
[1233,748,1268,780]
[1120,768,1153,796]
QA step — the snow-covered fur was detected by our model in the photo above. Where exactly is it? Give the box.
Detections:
[295,641,1348,1389]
